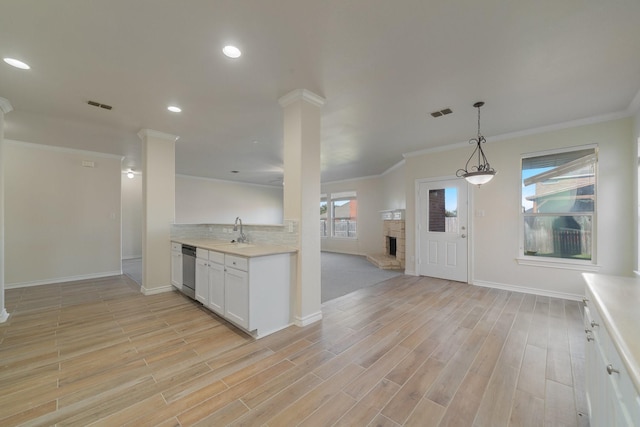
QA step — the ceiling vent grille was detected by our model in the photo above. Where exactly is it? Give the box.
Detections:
[87,100,113,110]
[430,107,452,118]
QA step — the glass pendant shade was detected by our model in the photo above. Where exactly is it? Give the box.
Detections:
[463,170,495,185]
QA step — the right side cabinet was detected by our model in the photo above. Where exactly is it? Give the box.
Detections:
[223,253,291,338]
[584,286,640,426]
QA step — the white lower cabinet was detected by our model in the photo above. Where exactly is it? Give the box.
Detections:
[584,288,640,426]
[195,256,209,305]
[207,259,225,316]
[170,243,182,290]
[224,266,249,329]
[191,247,291,338]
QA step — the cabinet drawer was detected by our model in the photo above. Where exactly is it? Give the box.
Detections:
[171,242,182,251]
[226,254,248,271]
[196,248,208,259]
[208,250,225,264]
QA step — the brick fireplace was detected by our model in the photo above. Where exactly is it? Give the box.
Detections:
[367,217,405,270]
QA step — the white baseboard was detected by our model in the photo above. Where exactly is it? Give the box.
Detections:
[404,269,417,276]
[6,270,122,289]
[294,311,323,327]
[141,284,174,295]
[0,308,9,323]
[473,279,583,301]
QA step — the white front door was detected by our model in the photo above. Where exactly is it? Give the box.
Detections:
[417,178,468,282]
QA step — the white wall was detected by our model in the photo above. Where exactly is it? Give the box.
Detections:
[321,176,385,255]
[121,172,142,259]
[176,175,283,225]
[404,117,634,298]
[5,141,122,287]
[380,161,406,211]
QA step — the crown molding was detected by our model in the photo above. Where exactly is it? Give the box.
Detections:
[278,89,325,108]
[5,139,123,159]
[403,109,633,159]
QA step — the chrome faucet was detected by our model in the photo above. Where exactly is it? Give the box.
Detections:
[233,217,247,243]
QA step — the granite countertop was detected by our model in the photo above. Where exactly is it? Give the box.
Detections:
[583,273,640,394]
[172,238,297,257]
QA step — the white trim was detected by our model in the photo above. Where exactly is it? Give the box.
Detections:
[294,310,323,327]
[629,87,640,114]
[404,269,417,276]
[0,97,13,114]
[5,139,123,159]
[381,159,406,176]
[278,89,326,108]
[473,279,584,301]
[515,257,601,272]
[122,255,142,260]
[403,110,631,159]
[6,271,122,289]
[140,284,174,295]
[177,173,281,189]
[137,129,180,142]
[0,308,10,323]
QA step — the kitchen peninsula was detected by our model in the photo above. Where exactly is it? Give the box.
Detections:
[171,236,297,339]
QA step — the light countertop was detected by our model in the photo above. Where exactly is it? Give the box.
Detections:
[583,273,640,394]
[172,238,297,258]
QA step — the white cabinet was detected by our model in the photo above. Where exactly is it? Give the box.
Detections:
[170,242,182,290]
[584,284,640,427]
[179,243,292,338]
[195,256,209,305]
[207,252,225,316]
[224,265,249,329]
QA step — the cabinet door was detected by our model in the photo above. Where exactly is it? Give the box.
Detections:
[171,251,182,287]
[208,262,225,315]
[225,267,249,330]
[195,258,209,305]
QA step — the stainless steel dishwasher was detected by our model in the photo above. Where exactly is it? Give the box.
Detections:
[181,245,196,299]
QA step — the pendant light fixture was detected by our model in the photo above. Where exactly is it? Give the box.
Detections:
[456,101,496,186]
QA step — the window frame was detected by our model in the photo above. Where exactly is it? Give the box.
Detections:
[320,191,358,239]
[517,144,600,271]
[320,194,328,238]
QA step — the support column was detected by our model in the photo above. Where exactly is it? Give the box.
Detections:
[0,97,13,322]
[137,129,178,295]
[279,89,325,326]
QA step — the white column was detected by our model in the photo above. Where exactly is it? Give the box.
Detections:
[0,97,13,322]
[279,89,325,326]
[137,129,178,295]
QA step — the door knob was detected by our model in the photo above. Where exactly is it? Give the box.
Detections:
[461,234,466,238]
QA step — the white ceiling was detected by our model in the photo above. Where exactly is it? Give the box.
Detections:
[1,1,639,185]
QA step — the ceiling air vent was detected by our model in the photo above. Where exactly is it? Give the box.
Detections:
[87,100,113,110]
[430,107,453,118]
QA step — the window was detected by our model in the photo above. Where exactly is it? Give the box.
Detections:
[320,195,328,237]
[521,146,596,262]
[320,191,358,238]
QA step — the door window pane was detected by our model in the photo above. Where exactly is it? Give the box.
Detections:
[429,188,458,233]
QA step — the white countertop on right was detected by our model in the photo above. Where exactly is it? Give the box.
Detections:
[583,273,640,394]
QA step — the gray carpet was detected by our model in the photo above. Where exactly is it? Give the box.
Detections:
[321,252,402,302]
[122,258,142,285]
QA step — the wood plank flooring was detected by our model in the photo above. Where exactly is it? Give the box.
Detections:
[0,274,588,426]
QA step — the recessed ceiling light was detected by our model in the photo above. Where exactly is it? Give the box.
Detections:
[167,105,182,113]
[3,57,30,70]
[222,45,241,59]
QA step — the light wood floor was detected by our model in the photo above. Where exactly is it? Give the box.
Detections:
[0,274,588,426]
